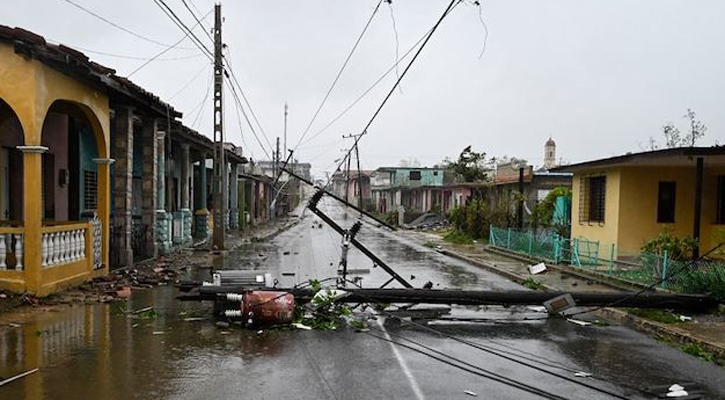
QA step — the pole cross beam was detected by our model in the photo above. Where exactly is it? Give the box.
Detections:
[308,191,412,288]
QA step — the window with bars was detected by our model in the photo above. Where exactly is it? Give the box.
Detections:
[84,170,98,210]
[579,175,606,223]
[409,171,421,181]
[717,175,725,224]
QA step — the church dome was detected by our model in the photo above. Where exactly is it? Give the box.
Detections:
[545,137,555,146]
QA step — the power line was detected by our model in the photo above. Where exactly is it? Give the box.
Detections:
[392,317,631,400]
[325,0,459,189]
[224,50,275,152]
[298,1,461,149]
[168,64,209,101]
[46,40,205,61]
[58,0,195,50]
[293,0,384,151]
[181,0,215,45]
[226,78,273,160]
[152,0,215,61]
[127,8,213,77]
[190,68,213,128]
[363,330,571,400]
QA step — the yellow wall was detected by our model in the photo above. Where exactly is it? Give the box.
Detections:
[571,163,725,260]
[571,169,621,258]
[0,42,111,295]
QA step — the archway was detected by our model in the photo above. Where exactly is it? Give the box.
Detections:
[40,100,106,222]
[0,97,24,222]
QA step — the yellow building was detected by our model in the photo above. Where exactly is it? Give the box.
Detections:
[558,147,725,260]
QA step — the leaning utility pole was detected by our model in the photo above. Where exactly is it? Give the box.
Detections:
[212,3,227,250]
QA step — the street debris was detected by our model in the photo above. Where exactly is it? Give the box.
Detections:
[0,368,39,387]
[463,390,478,397]
[666,384,688,398]
[528,262,547,275]
[574,371,592,378]
[215,321,230,329]
[152,331,165,335]
[292,322,312,330]
[566,318,591,327]
[543,293,576,314]
[526,306,547,313]
[679,315,692,322]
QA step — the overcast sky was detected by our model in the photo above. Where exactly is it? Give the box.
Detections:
[4,0,724,177]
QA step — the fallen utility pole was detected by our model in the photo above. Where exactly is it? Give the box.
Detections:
[180,287,718,311]
[307,191,412,288]
[280,166,396,231]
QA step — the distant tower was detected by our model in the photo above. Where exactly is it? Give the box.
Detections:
[544,137,556,169]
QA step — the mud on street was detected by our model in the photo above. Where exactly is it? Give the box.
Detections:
[1,202,725,399]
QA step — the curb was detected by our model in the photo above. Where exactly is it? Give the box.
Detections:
[438,246,725,360]
[484,246,664,293]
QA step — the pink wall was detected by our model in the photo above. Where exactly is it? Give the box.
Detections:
[41,112,69,221]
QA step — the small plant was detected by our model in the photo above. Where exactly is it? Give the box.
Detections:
[443,230,474,245]
[422,241,437,248]
[681,343,716,363]
[629,308,683,324]
[641,229,698,261]
[521,278,545,291]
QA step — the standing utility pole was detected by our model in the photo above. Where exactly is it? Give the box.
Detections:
[212,3,227,250]
[343,133,364,215]
[283,102,288,158]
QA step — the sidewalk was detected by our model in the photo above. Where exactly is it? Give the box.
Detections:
[406,230,725,366]
[0,214,304,318]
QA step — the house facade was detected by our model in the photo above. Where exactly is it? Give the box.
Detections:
[557,147,725,259]
[0,26,261,294]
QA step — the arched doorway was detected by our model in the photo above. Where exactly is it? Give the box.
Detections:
[0,97,24,222]
[41,100,104,223]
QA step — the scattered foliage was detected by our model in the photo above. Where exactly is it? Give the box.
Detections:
[629,308,683,324]
[521,278,545,291]
[443,230,474,245]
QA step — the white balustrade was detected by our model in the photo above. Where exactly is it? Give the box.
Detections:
[91,213,102,269]
[42,227,87,268]
[0,233,6,270]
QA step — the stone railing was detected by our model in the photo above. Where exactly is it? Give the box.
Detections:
[0,227,24,271]
[42,223,88,268]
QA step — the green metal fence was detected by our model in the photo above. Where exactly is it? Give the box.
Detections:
[489,226,725,299]
[489,226,600,267]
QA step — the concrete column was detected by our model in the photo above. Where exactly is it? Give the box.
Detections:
[19,145,46,294]
[229,162,239,230]
[111,106,134,267]
[180,144,192,244]
[156,131,171,254]
[140,117,158,259]
[194,154,209,239]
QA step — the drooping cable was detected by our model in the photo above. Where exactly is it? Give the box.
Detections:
[168,64,209,101]
[181,0,215,45]
[363,330,571,400]
[324,0,459,189]
[152,0,215,61]
[127,8,213,77]
[58,0,195,50]
[293,0,384,151]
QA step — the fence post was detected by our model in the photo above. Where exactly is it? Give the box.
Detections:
[661,250,669,289]
[507,228,511,249]
[528,231,534,257]
[609,243,615,274]
[573,237,580,267]
[553,236,560,264]
[490,226,495,246]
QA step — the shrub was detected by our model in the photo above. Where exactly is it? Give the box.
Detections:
[641,229,698,261]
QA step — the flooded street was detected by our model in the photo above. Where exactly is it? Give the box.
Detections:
[2,200,725,399]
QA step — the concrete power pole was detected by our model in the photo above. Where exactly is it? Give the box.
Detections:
[283,102,288,158]
[212,3,227,250]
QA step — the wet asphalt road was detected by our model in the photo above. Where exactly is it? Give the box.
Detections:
[2,198,725,399]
